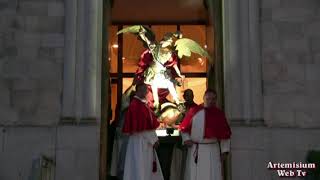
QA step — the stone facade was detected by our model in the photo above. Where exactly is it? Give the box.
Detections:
[0,0,64,126]
[261,0,320,128]
[0,126,98,180]
[230,1,320,180]
[0,1,100,180]
[1,0,320,180]
[231,127,320,180]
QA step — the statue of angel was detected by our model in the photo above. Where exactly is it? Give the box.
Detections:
[117,25,210,112]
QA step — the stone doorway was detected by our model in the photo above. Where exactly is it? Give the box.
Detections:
[101,1,225,180]
[61,0,264,180]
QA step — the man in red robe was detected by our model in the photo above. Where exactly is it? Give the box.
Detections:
[122,83,164,180]
[179,89,232,180]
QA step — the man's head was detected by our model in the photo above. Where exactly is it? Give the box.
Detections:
[183,89,194,104]
[135,83,148,99]
[203,89,217,108]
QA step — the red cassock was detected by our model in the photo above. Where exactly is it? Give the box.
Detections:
[179,104,232,140]
[135,50,179,108]
[184,102,198,111]
[122,97,160,134]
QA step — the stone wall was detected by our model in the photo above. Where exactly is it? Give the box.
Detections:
[0,1,100,180]
[230,1,320,180]
[261,0,320,127]
[231,127,320,180]
[0,126,99,180]
[0,0,64,125]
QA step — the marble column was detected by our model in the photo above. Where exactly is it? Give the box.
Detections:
[239,0,252,122]
[62,0,77,118]
[222,0,243,121]
[82,0,99,118]
[74,0,85,121]
[222,0,263,124]
[95,0,104,121]
[248,0,263,122]
[62,0,103,122]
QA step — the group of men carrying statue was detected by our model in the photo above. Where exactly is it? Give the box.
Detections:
[110,25,231,180]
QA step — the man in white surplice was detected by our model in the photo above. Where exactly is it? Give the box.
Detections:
[179,89,232,180]
[122,83,164,180]
[170,89,198,180]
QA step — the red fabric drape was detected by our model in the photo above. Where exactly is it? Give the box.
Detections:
[122,97,160,134]
[179,104,231,139]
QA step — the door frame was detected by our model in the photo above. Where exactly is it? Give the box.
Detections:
[99,1,226,180]
[99,0,263,179]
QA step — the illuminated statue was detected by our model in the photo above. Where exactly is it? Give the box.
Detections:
[117,25,210,115]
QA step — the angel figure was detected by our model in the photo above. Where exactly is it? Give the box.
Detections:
[117,25,210,112]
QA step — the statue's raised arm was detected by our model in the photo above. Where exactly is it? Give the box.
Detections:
[137,26,155,50]
[117,25,211,118]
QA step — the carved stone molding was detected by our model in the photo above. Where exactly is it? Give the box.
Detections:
[222,0,263,125]
[62,0,103,123]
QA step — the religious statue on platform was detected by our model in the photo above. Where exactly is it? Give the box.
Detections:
[117,25,210,125]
